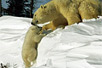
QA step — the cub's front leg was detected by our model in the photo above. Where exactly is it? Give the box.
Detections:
[34,34,46,43]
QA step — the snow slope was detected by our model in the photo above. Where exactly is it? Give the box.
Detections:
[35,17,102,68]
[0,16,102,68]
[0,16,32,67]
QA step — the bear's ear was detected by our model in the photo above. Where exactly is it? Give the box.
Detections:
[44,5,47,8]
[40,5,47,9]
[40,5,44,9]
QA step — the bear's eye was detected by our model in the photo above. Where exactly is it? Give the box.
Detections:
[35,14,36,17]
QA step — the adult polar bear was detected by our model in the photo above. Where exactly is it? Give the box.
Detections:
[31,0,101,31]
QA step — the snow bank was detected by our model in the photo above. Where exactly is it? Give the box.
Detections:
[0,16,102,68]
[35,17,102,68]
[0,16,32,29]
[0,16,32,67]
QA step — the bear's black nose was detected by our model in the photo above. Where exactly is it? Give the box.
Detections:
[35,20,38,23]
[31,22,35,25]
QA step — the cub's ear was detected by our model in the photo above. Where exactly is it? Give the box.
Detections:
[40,5,47,9]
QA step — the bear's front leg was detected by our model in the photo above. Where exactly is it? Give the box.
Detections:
[40,15,67,33]
[40,22,54,34]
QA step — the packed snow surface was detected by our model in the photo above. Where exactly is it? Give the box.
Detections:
[0,16,102,68]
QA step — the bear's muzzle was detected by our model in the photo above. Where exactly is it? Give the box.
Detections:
[31,22,35,25]
[31,20,38,25]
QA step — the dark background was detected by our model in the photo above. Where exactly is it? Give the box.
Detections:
[0,0,50,18]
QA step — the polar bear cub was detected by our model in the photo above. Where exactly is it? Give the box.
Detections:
[22,25,45,68]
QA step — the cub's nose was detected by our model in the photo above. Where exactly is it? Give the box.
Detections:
[31,22,35,25]
[38,26,42,30]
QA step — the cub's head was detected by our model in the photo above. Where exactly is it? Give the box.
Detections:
[29,26,42,34]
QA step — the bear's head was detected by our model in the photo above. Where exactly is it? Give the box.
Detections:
[32,5,48,25]
[31,1,60,25]
[29,26,42,34]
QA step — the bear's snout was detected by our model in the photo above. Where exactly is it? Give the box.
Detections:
[35,20,38,23]
[31,22,35,25]
[31,20,38,25]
